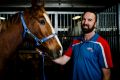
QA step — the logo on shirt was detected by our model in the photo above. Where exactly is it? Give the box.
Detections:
[87,47,94,53]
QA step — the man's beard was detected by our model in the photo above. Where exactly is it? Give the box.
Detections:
[81,24,95,34]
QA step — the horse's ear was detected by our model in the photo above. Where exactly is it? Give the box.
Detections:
[31,0,44,7]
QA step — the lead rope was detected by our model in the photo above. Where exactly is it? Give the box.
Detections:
[37,49,46,80]
[41,52,46,80]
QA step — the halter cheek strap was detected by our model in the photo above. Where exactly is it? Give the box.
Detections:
[19,12,56,46]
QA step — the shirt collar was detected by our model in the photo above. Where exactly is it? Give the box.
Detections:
[80,33,99,42]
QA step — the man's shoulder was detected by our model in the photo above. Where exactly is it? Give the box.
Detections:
[72,36,82,44]
[96,35,109,45]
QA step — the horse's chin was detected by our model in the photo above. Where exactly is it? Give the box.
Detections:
[51,51,62,59]
[45,50,62,60]
[35,48,62,60]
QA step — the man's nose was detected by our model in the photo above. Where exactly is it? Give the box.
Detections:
[84,20,88,24]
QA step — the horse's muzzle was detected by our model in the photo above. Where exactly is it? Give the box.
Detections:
[36,48,62,60]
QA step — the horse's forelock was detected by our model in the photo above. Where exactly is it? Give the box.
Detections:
[31,5,44,12]
[31,0,44,8]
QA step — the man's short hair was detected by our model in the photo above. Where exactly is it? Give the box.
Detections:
[82,11,97,22]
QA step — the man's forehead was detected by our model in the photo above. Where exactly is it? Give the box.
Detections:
[83,12,96,20]
[84,12,95,18]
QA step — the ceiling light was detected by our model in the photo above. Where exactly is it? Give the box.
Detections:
[72,16,81,20]
[0,17,5,20]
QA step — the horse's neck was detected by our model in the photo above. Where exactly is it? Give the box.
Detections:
[0,20,23,56]
[0,22,24,73]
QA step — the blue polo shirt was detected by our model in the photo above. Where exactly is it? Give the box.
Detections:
[64,33,113,80]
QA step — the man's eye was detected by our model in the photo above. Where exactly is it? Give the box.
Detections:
[88,19,92,21]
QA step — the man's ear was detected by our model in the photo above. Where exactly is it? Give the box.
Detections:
[94,22,97,31]
[94,22,97,27]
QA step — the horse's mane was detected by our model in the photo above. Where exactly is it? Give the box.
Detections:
[0,6,46,33]
[0,20,7,32]
[0,7,35,33]
[0,13,20,33]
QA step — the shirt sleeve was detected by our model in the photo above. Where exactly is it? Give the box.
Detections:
[64,39,80,57]
[97,37,113,68]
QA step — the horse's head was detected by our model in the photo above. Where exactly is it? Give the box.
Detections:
[21,4,63,59]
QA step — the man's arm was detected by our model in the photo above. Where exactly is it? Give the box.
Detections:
[102,68,111,80]
[53,55,71,65]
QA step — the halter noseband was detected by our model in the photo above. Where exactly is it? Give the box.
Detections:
[19,12,56,46]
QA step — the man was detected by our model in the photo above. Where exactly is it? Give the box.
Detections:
[53,11,113,80]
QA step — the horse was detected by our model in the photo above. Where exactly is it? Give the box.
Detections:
[0,1,63,79]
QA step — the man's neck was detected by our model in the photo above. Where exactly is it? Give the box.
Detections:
[84,31,95,41]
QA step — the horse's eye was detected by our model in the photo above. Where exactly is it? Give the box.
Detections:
[39,19,45,25]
